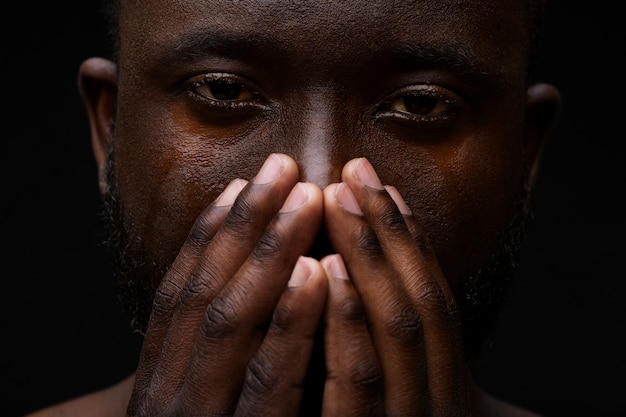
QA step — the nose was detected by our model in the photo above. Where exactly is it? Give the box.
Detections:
[291,96,349,189]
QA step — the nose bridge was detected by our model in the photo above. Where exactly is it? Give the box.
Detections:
[292,91,349,189]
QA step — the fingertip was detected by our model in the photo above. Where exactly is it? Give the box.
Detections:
[352,158,384,190]
[272,153,300,176]
[335,183,363,215]
[321,254,349,280]
[287,256,319,288]
[339,157,363,183]
[280,183,309,213]
[384,185,412,215]
[214,178,247,207]
[301,181,324,205]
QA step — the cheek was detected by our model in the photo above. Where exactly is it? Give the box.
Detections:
[377,131,526,285]
[112,117,265,266]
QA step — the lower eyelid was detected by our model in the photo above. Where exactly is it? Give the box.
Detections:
[383,96,457,117]
[186,71,266,100]
[188,93,259,109]
[187,85,265,109]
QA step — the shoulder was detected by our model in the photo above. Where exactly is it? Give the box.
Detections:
[479,389,544,417]
[24,374,135,417]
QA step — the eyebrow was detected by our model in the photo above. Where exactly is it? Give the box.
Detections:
[389,42,493,78]
[151,30,281,69]
[150,29,494,80]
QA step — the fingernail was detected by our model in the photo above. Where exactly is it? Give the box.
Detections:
[214,179,246,207]
[324,254,349,280]
[288,256,315,287]
[354,158,384,190]
[336,183,362,214]
[253,154,283,184]
[385,185,412,215]
[280,183,308,213]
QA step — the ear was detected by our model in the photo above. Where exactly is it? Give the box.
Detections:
[78,57,118,195]
[524,83,561,189]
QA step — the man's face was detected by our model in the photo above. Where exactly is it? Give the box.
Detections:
[106,0,534,345]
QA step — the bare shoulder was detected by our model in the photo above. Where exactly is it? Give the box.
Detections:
[24,374,135,417]
[479,389,544,417]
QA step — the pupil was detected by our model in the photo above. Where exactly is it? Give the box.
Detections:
[404,96,436,114]
[210,79,242,100]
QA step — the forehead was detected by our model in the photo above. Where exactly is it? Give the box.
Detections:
[118,0,529,79]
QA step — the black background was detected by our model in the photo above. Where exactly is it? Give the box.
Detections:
[4,1,624,416]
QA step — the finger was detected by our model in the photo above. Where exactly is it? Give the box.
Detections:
[384,184,452,299]
[320,254,383,417]
[383,185,434,264]
[384,184,467,411]
[341,158,467,412]
[235,256,328,417]
[153,153,298,355]
[136,153,301,409]
[177,182,324,412]
[323,181,429,415]
[130,178,246,409]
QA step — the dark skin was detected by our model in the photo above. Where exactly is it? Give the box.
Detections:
[28,0,561,416]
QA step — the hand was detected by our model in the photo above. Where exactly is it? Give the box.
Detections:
[320,158,469,416]
[127,154,329,416]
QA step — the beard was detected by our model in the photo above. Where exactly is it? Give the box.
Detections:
[101,147,532,362]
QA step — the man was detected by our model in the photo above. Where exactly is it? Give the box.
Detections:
[27,0,561,415]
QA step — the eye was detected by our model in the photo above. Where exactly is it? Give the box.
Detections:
[188,73,263,109]
[378,85,461,123]
[389,94,447,116]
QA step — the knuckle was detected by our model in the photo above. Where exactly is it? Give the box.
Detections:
[150,280,182,318]
[223,195,257,237]
[347,359,383,397]
[200,295,240,340]
[243,355,277,396]
[382,305,423,347]
[416,282,445,308]
[270,304,295,336]
[378,204,407,233]
[187,211,219,247]
[356,227,384,259]
[179,267,220,309]
[337,296,367,324]
[251,226,283,260]
[416,281,459,318]
[412,229,433,254]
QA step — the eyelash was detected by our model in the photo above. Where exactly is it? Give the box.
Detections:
[188,73,265,110]
[186,73,461,124]
[377,85,461,124]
